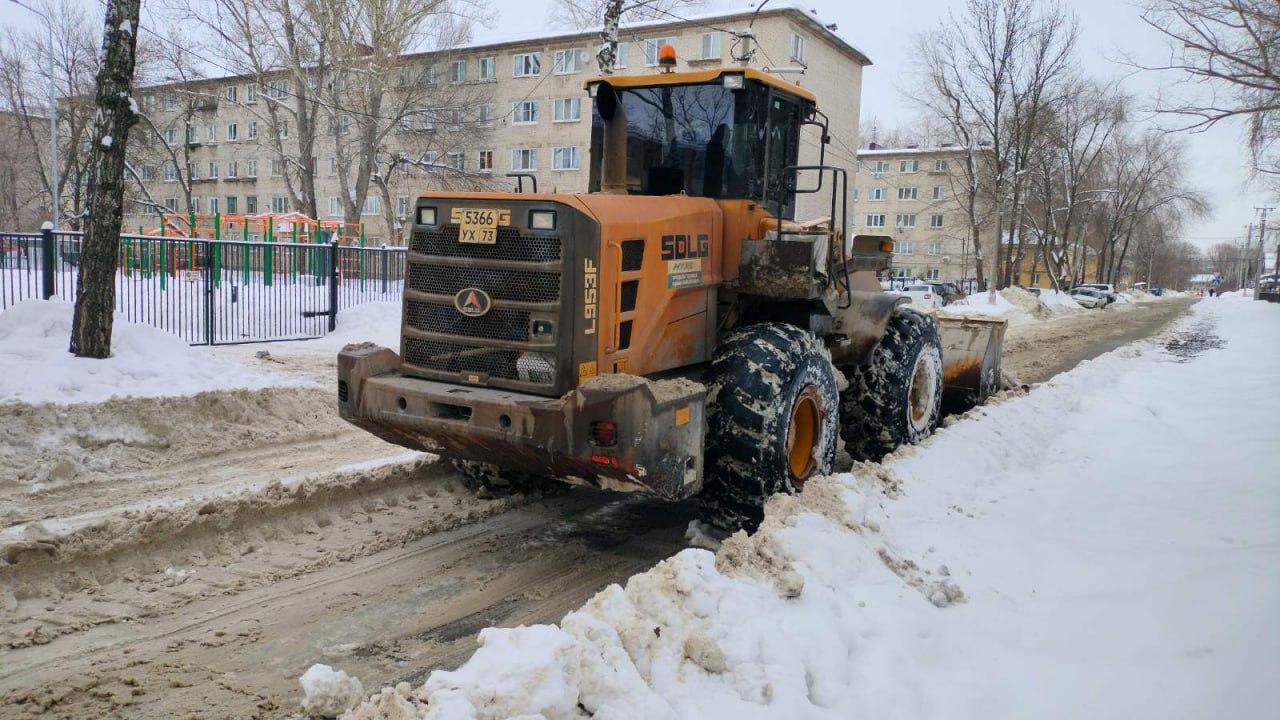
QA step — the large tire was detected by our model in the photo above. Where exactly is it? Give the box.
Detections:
[701,323,840,530]
[840,308,944,460]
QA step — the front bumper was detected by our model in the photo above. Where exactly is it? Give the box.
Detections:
[337,343,707,500]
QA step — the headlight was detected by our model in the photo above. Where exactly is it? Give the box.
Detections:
[722,73,745,90]
[529,210,556,231]
[516,352,555,384]
[416,206,437,225]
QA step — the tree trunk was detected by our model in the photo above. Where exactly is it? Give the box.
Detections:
[69,0,141,358]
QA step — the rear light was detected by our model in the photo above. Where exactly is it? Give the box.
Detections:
[591,420,617,446]
[923,293,932,299]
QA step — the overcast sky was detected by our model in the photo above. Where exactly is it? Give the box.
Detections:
[7,0,1275,249]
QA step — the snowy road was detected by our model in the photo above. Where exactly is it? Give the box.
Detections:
[338,294,1276,720]
[0,295,1207,718]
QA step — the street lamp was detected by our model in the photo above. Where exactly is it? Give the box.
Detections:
[9,0,59,230]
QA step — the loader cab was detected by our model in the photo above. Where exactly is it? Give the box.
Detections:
[586,68,817,220]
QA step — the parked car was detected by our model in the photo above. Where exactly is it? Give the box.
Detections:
[928,282,966,306]
[1069,287,1108,309]
[1075,283,1118,303]
[1150,287,1164,297]
[891,283,944,309]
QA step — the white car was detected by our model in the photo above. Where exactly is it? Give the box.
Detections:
[891,283,943,309]
[1068,287,1107,309]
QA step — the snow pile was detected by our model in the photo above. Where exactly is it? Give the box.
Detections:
[998,285,1053,319]
[338,298,1280,719]
[939,288,1024,320]
[326,301,401,349]
[300,664,365,718]
[0,300,308,404]
[1037,289,1085,314]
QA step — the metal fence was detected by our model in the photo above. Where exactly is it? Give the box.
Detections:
[0,228,406,344]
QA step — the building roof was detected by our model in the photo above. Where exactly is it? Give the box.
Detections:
[858,144,989,157]
[135,2,870,92]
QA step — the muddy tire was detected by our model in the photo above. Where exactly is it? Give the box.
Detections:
[700,323,840,530]
[840,308,944,460]
[451,459,551,498]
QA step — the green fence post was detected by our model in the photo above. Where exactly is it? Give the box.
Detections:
[291,222,299,282]
[263,215,274,287]
[242,220,250,286]
[213,211,222,288]
[188,210,197,270]
[159,218,168,291]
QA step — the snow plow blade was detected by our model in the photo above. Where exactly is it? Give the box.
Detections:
[936,315,1007,412]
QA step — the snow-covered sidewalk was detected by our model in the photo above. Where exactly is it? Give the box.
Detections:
[338,295,1280,719]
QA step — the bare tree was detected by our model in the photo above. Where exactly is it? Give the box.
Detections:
[0,0,102,229]
[70,0,141,357]
[1137,0,1280,186]
[912,0,1079,288]
[551,0,705,29]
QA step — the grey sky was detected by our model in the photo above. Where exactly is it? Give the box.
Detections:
[7,0,1275,250]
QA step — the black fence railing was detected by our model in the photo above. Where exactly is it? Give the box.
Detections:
[0,228,406,345]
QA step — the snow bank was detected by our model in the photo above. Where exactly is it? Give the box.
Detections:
[939,288,1025,321]
[0,300,308,404]
[339,297,1280,719]
[1037,289,1084,313]
[300,664,365,718]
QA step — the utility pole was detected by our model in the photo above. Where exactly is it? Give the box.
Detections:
[1256,206,1275,295]
[1242,223,1254,292]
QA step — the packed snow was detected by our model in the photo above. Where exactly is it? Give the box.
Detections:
[0,300,309,404]
[336,295,1280,719]
[300,664,365,717]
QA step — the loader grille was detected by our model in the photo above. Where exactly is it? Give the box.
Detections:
[403,336,525,381]
[407,264,560,303]
[410,225,561,263]
[404,299,532,342]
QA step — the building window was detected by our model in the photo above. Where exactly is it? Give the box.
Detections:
[511,147,537,171]
[478,149,494,172]
[552,146,580,170]
[553,97,581,122]
[164,163,177,182]
[209,197,220,214]
[163,127,177,145]
[245,195,257,214]
[513,53,541,77]
[512,100,539,124]
[449,59,466,83]
[362,195,380,215]
[553,49,586,75]
[896,241,914,254]
[247,121,257,140]
[449,109,466,129]
[898,186,917,200]
[479,102,496,124]
[245,84,257,104]
[191,197,201,213]
[270,158,283,176]
[925,268,940,280]
[227,160,238,178]
[479,56,496,81]
[871,159,889,175]
[900,159,919,173]
[896,213,917,228]
[226,196,238,214]
[418,110,437,131]
[790,32,806,62]
[866,213,886,228]
[396,196,409,219]
[699,32,721,60]
[644,37,677,66]
[615,43,628,68]
[164,94,177,111]
[208,161,219,178]
[206,122,217,142]
[891,267,910,279]
[271,196,287,213]
[423,63,440,84]
[268,80,289,99]
[278,121,289,139]
[328,197,342,217]
[447,151,464,171]
[225,85,237,102]
[186,125,198,144]
[164,197,177,212]
[1030,272,1041,286]
[933,185,945,200]
[188,162,198,180]
[928,241,942,256]
[141,165,156,181]
[935,158,948,172]
[246,159,257,178]
[869,187,885,201]
[930,213,944,228]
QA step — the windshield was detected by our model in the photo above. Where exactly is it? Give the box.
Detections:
[589,80,804,217]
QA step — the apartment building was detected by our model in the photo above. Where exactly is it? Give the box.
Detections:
[124,4,869,244]
[854,144,993,286]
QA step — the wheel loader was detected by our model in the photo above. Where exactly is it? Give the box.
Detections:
[337,62,1006,528]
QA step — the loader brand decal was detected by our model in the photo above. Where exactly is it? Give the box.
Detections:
[663,233,708,288]
[583,258,598,335]
[454,287,492,317]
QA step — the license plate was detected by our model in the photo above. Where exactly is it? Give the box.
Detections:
[451,207,510,244]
